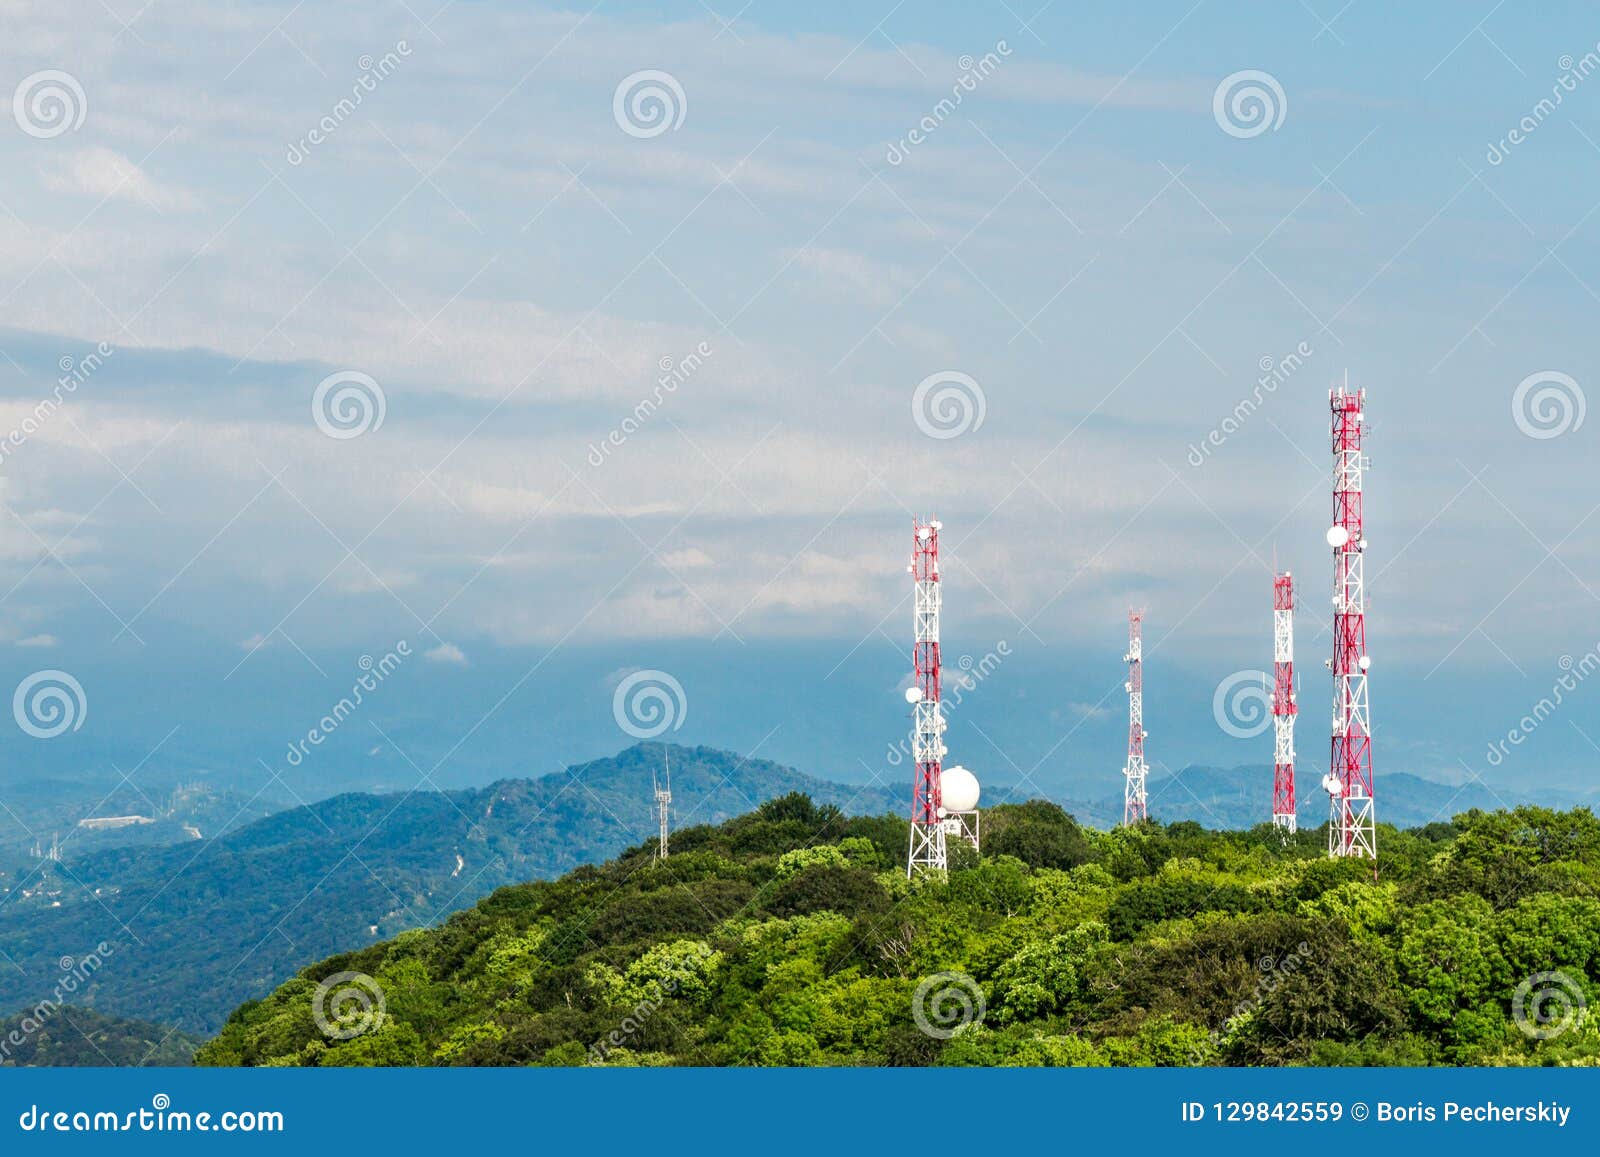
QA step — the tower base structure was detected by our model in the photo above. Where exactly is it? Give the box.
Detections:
[907,821,948,875]
[941,809,980,853]
[1328,789,1375,859]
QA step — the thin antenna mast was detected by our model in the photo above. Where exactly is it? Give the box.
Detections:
[1122,610,1148,825]
[654,748,672,860]
[1272,571,1297,832]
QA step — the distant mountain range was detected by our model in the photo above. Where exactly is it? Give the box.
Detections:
[0,742,1586,1046]
[0,744,898,1035]
[1063,765,1581,830]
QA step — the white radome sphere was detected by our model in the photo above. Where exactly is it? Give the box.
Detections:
[940,765,981,812]
[904,686,923,704]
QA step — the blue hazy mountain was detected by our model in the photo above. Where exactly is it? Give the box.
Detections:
[0,744,900,1035]
[14,634,1593,818]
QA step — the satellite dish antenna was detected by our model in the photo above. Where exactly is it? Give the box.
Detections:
[1326,526,1351,549]
[904,686,923,704]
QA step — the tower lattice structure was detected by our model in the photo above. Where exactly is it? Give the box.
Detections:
[653,750,672,861]
[1328,381,1375,858]
[907,518,948,875]
[1122,610,1148,825]
[1272,571,1297,832]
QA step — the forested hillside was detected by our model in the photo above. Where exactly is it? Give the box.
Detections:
[199,798,1600,1067]
[0,1007,199,1066]
[0,745,898,1033]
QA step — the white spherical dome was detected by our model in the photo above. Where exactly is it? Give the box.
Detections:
[940,765,981,812]
[904,686,923,704]
[1326,526,1351,549]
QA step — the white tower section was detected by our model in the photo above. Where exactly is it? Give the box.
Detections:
[1122,610,1148,825]
[653,750,672,861]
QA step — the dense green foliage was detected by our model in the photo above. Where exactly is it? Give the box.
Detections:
[198,798,1600,1067]
[1,1007,199,1066]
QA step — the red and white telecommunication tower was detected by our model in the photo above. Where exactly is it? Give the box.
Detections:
[1122,609,1148,825]
[1272,572,1297,832]
[1324,380,1375,858]
[906,518,948,875]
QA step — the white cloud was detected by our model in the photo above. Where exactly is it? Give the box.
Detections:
[659,546,714,569]
[16,633,58,648]
[425,642,468,665]
[42,148,200,212]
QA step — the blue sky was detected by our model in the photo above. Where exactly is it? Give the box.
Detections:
[1,0,1599,806]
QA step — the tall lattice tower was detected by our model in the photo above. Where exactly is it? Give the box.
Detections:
[1326,379,1375,858]
[1272,572,1297,832]
[653,749,672,861]
[1122,609,1148,825]
[906,518,948,875]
